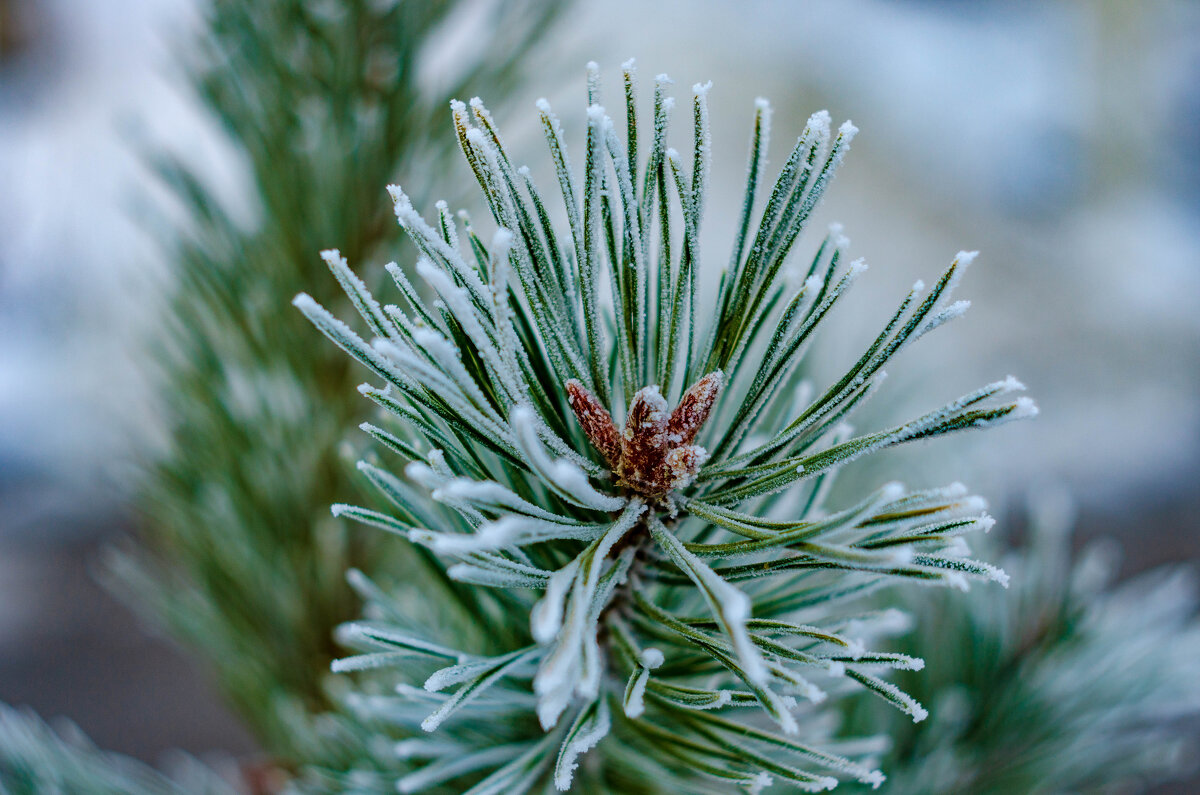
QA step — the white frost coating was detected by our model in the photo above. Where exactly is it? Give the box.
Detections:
[621,56,636,71]
[534,502,645,729]
[979,515,997,533]
[628,384,668,429]
[434,478,579,524]
[535,97,552,113]
[623,666,652,718]
[586,104,606,123]
[331,652,408,673]
[554,700,612,791]
[806,109,832,139]
[393,738,460,760]
[373,337,457,399]
[825,661,846,678]
[876,674,927,723]
[830,221,850,252]
[586,60,599,71]
[410,326,500,416]
[417,517,604,555]
[692,80,712,96]
[511,406,625,511]
[650,521,768,687]
[446,564,546,589]
[424,659,487,692]
[1001,374,1026,392]
[387,183,491,306]
[849,257,869,277]
[917,299,972,337]
[623,646,665,718]
[1012,396,1039,419]
[464,125,488,150]
[293,293,416,390]
[960,495,989,514]
[397,745,522,794]
[416,257,521,402]
[880,481,906,504]
[845,637,866,660]
[405,461,444,491]
[532,559,582,644]
[746,772,774,795]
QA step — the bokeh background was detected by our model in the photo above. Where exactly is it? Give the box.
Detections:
[1,0,1197,786]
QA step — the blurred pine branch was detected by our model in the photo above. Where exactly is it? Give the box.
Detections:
[111,0,563,761]
[840,494,1200,794]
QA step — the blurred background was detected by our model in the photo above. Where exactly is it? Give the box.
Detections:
[1,0,1197,787]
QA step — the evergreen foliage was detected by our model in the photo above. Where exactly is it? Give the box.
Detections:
[842,497,1200,794]
[2,7,1196,791]
[111,0,561,760]
[0,706,235,795]
[297,61,1035,792]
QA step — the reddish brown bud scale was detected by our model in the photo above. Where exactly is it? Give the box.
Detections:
[621,386,671,493]
[565,379,622,469]
[667,370,724,447]
[564,371,725,497]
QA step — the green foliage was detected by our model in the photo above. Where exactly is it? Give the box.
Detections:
[300,61,1035,792]
[841,497,1200,794]
[0,706,235,795]
[117,0,562,760]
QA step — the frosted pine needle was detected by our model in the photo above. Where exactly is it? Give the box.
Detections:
[299,61,1036,792]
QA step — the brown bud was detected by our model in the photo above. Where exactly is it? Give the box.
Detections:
[621,386,671,493]
[667,371,724,447]
[565,379,622,469]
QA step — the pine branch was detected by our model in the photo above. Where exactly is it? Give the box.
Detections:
[0,706,235,795]
[839,499,1200,794]
[300,61,1037,792]
[115,0,566,762]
